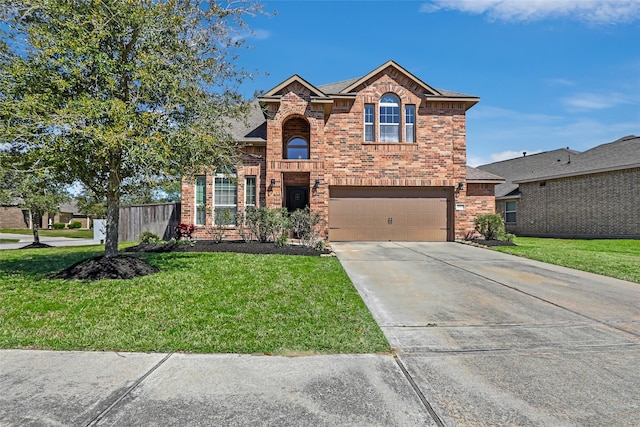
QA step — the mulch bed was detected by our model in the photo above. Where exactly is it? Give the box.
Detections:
[48,255,160,280]
[467,239,517,247]
[50,240,329,281]
[124,240,331,257]
[20,242,53,249]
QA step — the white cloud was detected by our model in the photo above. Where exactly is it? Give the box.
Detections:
[561,92,635,111]
[420,0,640,24]
[545,77,576,87]
[232,29,271,43]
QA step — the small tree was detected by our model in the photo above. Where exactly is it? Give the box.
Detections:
[0,168,69,244]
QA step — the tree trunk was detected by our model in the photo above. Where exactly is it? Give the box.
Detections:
[104,174,121,258]
[30,211,40,244]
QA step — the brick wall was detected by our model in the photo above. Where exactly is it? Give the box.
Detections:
[181,66,494,240]
[182,147,266,240]
[462,183,497,237]
[0,206,29,228]
[517,168,640,237]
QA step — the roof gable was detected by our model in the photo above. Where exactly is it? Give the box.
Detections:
[260,74,329,99]
[338,60,441,96]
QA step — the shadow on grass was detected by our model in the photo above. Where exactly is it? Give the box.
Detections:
[0,245,220,281]
[0,247,106,279]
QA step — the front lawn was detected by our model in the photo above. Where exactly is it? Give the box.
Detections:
[494,237,640,283]
[0,246,390,354]
[0,228,94,239]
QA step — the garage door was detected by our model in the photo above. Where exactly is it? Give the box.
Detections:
[329,187,450,242]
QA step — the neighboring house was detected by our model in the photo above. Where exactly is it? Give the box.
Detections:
[478,135,640,238]
[0,200,91,229]
[0,198,30,229]
[44,202,92,229]
[182,60,502,241]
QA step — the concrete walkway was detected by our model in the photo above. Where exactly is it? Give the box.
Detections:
[333,242,640,426]
[0,352,435,426]
[0,232,100,249]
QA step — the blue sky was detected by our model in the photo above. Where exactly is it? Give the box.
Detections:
[234,0,639,166]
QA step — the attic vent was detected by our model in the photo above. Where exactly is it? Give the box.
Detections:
[540,181,546,187]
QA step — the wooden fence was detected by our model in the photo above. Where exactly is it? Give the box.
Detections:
[118,203,181,242]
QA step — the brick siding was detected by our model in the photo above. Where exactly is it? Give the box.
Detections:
[182,65,495,240]
[516,168,640,237]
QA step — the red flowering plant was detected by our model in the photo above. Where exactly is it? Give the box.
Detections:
[175,223,195,240]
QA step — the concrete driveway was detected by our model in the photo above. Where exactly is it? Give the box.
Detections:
[333,242,640,426]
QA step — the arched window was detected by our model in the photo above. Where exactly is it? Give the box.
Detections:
[379,93,400,142]
[286,137,310,160]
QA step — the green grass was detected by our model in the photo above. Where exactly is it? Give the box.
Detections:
[0,245,390,355]
[494,237,640,283]
[0,239,20,243]
[1,228,93,238]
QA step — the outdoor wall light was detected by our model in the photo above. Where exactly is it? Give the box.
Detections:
[457,182,464,191]
[270,179,276,187]
[314,179,320,189]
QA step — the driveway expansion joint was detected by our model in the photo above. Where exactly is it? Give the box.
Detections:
[394,355,444,427]
[85,352,173,426]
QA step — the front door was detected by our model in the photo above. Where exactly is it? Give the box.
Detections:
[286,186,309,212]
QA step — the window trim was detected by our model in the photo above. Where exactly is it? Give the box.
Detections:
[194,175,206,226]
[245,176,256,208]
[285,136,310,160]
[379,93,400,143]
[505,200,517,224]
[364,103,375,142]
[213,167,237,226]
[405,104,415,143]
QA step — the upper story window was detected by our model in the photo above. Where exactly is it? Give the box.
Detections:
[286,137,309,160]
[405,105,415,143]
[364,104,375,142]
[363,94,417,143]
[379,93,400,142]
[282,117,310,160]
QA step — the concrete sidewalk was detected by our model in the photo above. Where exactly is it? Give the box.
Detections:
[0,232,100,250]
[0,350,436,426]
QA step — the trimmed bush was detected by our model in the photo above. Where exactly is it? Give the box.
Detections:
[52,223,66,229]
[473,214,506,240]
[140,231,161,244]
[68,221,82,229]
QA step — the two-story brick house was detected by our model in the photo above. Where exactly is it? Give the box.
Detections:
[181,60,501,241]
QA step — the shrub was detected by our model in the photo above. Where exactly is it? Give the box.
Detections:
[211,209,234,242]
[175,223,195,240]
[140,231,161,244]
[52,223,66,229]
[245,207,289,243]
[289,207,322,248]
[234,212,252,242]
[68,221,82,229]
[473,213,506,240]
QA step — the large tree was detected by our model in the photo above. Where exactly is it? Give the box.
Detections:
[0,0,263,257]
